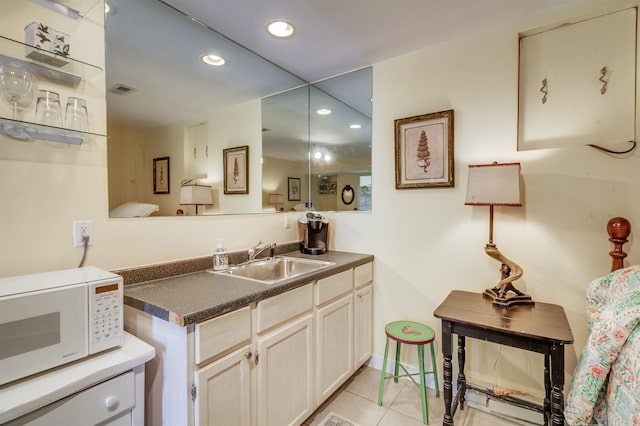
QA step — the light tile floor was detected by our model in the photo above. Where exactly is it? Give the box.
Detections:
[302,366,524,426]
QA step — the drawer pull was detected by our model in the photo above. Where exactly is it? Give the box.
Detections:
[104,396,120,411]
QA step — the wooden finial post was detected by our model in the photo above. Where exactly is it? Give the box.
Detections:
[607,217,631,271]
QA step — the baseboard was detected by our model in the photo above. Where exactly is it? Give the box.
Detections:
[366,355,544,425]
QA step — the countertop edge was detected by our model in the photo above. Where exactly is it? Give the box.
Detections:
[124,251,374,327]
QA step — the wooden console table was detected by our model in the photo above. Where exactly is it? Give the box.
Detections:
[433,290,574,425]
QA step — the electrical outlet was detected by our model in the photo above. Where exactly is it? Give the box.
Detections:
[73,220,93,247]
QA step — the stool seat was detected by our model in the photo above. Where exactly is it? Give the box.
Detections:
[385,320,436,345]
[378,320,439,425]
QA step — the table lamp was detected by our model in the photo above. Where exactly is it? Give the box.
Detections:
[465,162,532,307]
[268,193,284,212]
[179,183,213,215]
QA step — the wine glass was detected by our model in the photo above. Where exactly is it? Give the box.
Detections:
[0,63,32,119]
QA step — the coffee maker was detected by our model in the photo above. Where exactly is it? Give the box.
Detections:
[299,212,329,255]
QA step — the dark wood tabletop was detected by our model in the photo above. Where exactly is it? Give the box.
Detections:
[434,290,574,344]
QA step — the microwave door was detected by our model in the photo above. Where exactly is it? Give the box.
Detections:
[0,285,88,385]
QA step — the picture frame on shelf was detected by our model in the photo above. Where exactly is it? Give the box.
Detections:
[223,145,249,194]
[153,157,170,194]
[288,177,301,201]
[394,109,454,189]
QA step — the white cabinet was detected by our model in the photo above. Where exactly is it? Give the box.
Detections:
[518,8,636,150]
[124,261,374,426]
[354,284,373,368]
[256,314,314,426]
[315,294,353,405]
[188,123,208,179]
[194,345,252,426]
[353,262,373,369]
[254,283,314,426]
[192,306,253,425]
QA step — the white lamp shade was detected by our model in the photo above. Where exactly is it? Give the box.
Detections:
[465,162,522,206]
[268,194,284,204]
[180,185,212,205]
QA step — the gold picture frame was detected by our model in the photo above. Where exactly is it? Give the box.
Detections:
[394,109,454,189]
[223,145,249,194]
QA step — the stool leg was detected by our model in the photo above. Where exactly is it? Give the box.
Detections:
[430,341,440,398]
[378,336,390,406]
[393,341,401,383]
[418,345,429,425]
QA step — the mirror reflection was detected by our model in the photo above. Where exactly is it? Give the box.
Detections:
[105,0,372,217]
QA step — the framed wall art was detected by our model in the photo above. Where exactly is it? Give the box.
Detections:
[153,157,170,194]
[394,109,454,189]
[223,145,249,194]
[288,177,301,201]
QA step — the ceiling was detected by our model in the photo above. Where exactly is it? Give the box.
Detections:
[160,0,581,83]
[105,0,581,132]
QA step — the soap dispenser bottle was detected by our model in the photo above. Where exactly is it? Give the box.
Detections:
[213,239,229,271]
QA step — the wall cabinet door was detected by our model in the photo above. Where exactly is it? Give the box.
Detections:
[518,8,636,150]
[194,345,252,426]
[315,294,353,405]
[256,314,314,426]
[353,284,373,369]
[188,122,208,179]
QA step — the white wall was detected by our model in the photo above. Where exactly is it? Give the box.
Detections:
[2,0,640,402]
[331,0,640,398]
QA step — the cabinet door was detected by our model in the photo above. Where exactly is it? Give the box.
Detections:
[316,294,353,405]
[256,315,314,426]
[188,122,209,179]
[518,8,636,150]
[194,345,252,426]
[353,284,373,369]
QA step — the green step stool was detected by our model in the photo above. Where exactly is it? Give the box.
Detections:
[377,320,440,425]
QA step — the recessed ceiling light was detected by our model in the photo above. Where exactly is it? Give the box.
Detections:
[314,151,322,159]
[202,54,225,66]
[349,124,362,129]
[316,108,331,115]
[324,154,332,162]
[266,20,295,38]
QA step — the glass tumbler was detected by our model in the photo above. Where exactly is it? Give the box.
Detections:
[35,90,63,127]
[65,97,89,132]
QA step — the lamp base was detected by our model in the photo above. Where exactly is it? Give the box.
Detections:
[483,287,533,307]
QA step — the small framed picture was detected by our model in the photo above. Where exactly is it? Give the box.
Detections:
[223,145,249,194]
[288,177,301,201]
[395,109,455,189]
[153,157,170,194]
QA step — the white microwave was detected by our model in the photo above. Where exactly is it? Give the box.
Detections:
[0,266,124,386]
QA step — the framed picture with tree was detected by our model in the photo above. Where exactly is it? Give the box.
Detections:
[394,109,454,189]
[223,145,249,194]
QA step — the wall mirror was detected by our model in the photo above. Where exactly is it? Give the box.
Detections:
[105,0,372,217]
[262,67,372,212]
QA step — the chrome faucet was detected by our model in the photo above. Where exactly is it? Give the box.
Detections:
[248,241,276,262]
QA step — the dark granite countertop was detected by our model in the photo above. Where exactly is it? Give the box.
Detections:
[123,251,373,327]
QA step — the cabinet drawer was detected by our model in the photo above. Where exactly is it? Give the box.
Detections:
[6,371,135,425]
[256,283,313,334]
[354,262,373,288]
[195,306,251,364]
[315,269,353,306]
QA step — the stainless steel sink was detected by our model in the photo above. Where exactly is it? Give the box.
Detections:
[210,256,335,284]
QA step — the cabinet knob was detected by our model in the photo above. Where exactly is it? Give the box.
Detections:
[104,396,120,411]
[244,351,252,360]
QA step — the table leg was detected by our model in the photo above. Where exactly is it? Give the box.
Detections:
[550,343,565,426]
[457,335,466,410]
[442,321,454,426]
[544,355,550,425]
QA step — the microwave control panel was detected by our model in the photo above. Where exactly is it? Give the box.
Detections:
[89,278,124,354]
